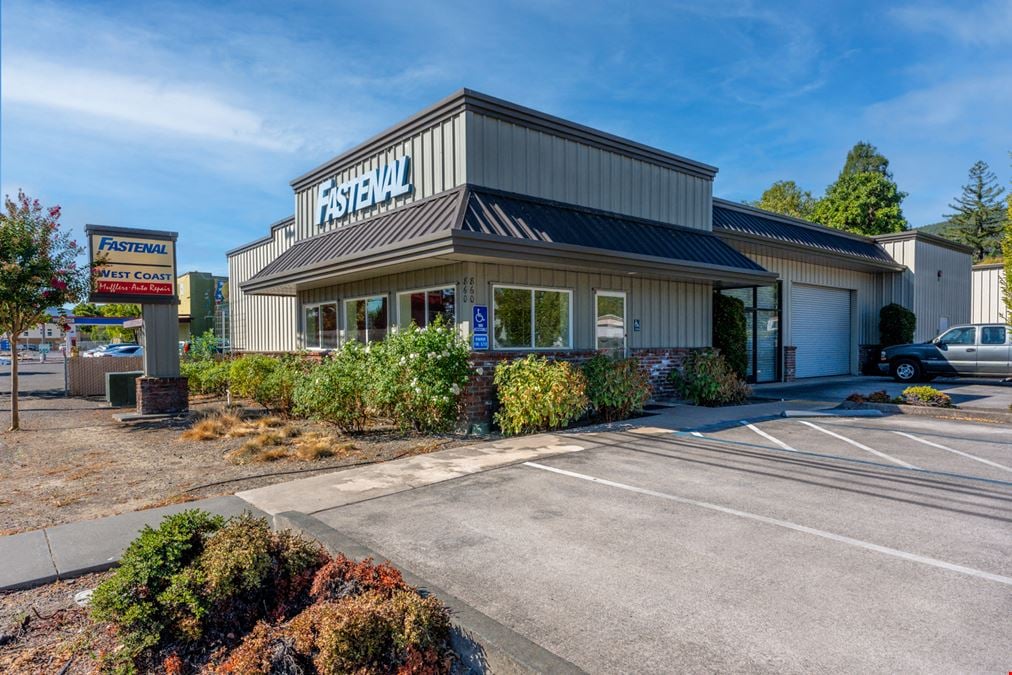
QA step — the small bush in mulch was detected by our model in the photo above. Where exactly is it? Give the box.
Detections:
[582,354,652,423]
[901,386,953,408]
[87,510,455,673]
[669,350,751,407]
[493,355,589,435]
[845,390,891,404]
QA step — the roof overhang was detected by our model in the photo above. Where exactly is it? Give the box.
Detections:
[717,230,906,273]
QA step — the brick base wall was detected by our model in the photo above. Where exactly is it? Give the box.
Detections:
[137,376,189,415]
[462,348,694,424]
[783,346,797,382]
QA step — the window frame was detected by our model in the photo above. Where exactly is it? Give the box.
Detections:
[491,283,574,351]
[395,285,457,330]
[343,294,390,344]
[303,301,338,351]
[594,289,627,355]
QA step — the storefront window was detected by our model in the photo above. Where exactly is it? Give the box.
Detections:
[304,302,338,349]
[345,296,388,344]
[397,287,455,329]
[493,286,572,350]
[595,291,626,354]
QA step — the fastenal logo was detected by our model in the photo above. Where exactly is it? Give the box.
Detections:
[97,236,169,255]
[316,156,412,226]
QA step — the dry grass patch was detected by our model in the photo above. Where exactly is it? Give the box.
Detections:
[180,412,244,441]
[292,432,357,461]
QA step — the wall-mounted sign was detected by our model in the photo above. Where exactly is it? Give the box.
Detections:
[215,279,227,304]
[86,225,178,304]
[472,334,489,351]
[472,305,488,335]
[633,319,641,332]
[315,156,412,226]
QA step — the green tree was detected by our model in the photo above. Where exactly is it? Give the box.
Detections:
[945,160,1006,261]
[841,141,891,178]
[1,191,90,430]
[751,180,817,219]
[100,303,142,342]
[812,170,908,235]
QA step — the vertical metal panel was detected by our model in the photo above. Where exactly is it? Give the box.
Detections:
[911,240,972,340]
[295,111,468,242]
[972,267,1008,323]
[227,221,298,352]
[466,114,713,230]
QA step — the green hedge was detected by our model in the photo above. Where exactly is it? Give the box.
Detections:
[582,354,652,422]
[712,293,748,378]
[669,349,751,406]
[880,303,916,347]
[493,355,589,435]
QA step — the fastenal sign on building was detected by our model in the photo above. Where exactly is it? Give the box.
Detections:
[86,224,178,304]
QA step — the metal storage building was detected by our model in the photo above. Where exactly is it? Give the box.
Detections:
[227,89,974,414]
[972,263,1007,324]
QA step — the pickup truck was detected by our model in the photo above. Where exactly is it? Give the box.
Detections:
[879,323,1012,382]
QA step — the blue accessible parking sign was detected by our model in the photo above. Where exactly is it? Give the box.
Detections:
[472,333,489,350]
[472,305,489,350]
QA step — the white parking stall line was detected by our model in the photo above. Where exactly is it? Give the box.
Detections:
[798,420,917,469]
[690,431,704,438]
[893,431,1012,474]
[740,420,798,452]
[523,461,1012,587]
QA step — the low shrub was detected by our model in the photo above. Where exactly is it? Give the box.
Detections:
[182,359,231,396]
[846,390,891,405]
[310,554,410,602]
[493,355,589,435]
[230,355,305,413]
[901,386,953,408]
[293,342,371,433]
[369,317,473,432]
[90,510,225,653]
[669,349,751,407]
[582,354,652,422]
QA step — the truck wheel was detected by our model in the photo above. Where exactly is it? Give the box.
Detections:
[892,359,921,382]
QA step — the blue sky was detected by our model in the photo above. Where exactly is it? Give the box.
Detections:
[2,0,1010,276]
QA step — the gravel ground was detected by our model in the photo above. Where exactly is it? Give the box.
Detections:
[0,387,469,534]
[0,571,111,674]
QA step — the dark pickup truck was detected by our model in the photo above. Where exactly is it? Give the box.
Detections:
[879,323,1012,382]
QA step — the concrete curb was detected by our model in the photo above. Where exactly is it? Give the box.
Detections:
[841,401,1012,424]
[273,511,586,675]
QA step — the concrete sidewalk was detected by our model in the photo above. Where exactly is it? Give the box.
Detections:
[0,496,260,590]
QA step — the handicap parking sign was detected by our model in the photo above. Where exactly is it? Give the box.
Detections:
[472,334,489,351]
[472,305,488,335]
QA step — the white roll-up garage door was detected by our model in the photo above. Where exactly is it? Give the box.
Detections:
[791,284,852,378]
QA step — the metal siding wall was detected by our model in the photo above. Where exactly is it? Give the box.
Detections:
[295,113,467,241]
[227,223,297,352]
[876,239,915,310]
[972,267,1008,323]
[912,240,972,340]
[466,113,713,231]
[460,262,711,349]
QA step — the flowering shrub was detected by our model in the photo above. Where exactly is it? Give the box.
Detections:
[293,343,371,433]
[901,386,953,408]
[493,355,589,435]
[582,354,652,422]
[369,317,472,432]
[669,350,751,406]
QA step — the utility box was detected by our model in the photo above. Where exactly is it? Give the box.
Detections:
[106,371,143,407]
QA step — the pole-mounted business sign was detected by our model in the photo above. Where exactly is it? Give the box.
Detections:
[85,225,178,304]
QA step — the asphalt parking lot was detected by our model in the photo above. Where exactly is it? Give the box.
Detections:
[315,414,1012,673]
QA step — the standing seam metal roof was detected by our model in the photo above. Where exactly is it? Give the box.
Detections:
[712,203,897,264]
[245,187,767,285]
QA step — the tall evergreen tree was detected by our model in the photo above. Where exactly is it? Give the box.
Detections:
[945,160,1006,261]
[750,180,817,219]
[841,141,891,178]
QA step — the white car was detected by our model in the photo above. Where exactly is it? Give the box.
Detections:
[102,345,144,357]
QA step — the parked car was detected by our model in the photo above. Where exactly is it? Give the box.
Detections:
[880,323,1012,382]
[87,343,141,358]
[103,345,144,357]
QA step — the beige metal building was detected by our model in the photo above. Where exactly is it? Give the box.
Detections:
[972,263,1007,324]
[227,89,973,405]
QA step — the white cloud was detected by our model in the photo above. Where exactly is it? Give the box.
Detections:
[2,58,299,151]
[890,0,1012,46]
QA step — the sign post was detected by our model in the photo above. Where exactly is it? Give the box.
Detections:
[85,225,186,415]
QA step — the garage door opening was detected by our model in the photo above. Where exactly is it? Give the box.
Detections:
[791,284,852,378]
